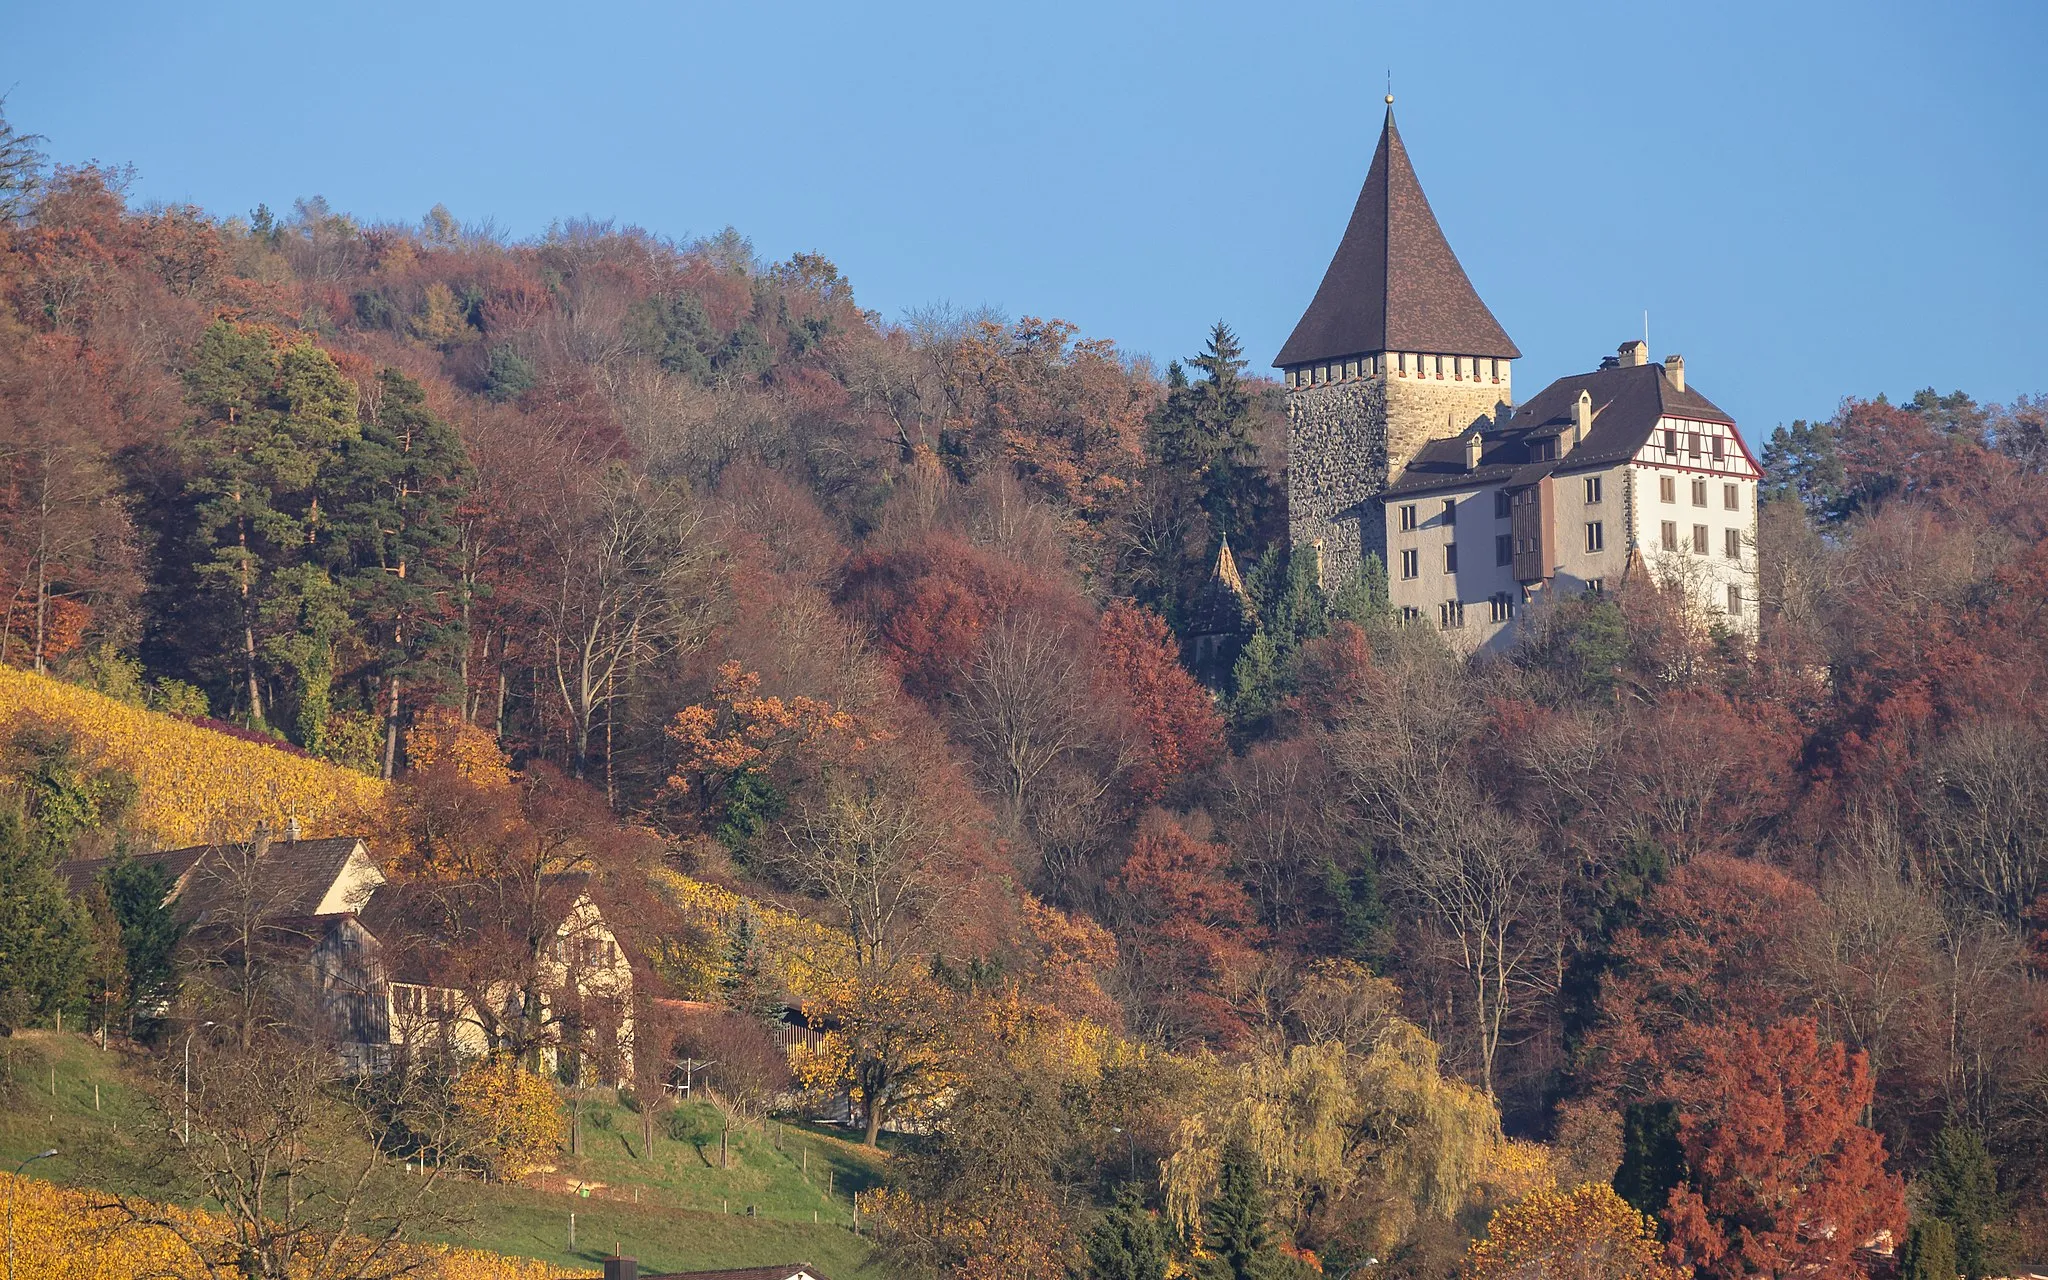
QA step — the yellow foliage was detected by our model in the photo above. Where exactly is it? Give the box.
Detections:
[1462,1181,1685,1280]
[0,1172,591,1278]
[650,867,854,997]
[452,1060,566,1179]
[0,665,387,848]
[406,705,512,788]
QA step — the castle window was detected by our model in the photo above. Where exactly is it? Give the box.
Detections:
[1434,355,1445,378]
[1712,434,1726,461]
[1439,599,1465,629]
[1584,476,1603,504]
[1400,606,1421,623]
[1660,475,1676,503]
[1692,523,1709,554]
[1496,533,1512,565]
[1691,479,1708,506]
[1727,584,1743,615]
[1585,521,1605,553]
[1489,593,1514,622]
[1663,429,1678,455]
[1688,432,1702,458]
[1344,359,1358,379]
[1399,503,1418,531]
[1724,528,1741,560]
[1495,490,1512,519]
[1661,521,1679,551]
[1586,579,1605,595]
[1723,483,1739,510]
[1398,352,1408,374]
[1444,543,1458,572]
[1442,498,1457,526]
[1400,548,1419,579]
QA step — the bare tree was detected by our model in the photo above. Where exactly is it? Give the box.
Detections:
[778,767,953,971]
[675,1011,792,1169]
[1922,717,2048,926]
[538,465,712,780]
[100,1029,471,1280]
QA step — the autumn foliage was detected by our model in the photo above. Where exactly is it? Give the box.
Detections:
[1463,1182,1684,1280]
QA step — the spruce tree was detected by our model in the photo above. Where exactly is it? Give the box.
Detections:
[1925,1125,2001,1279]
[0,808,90,1026]
[1900,1218,1958,1280]
[1202,1139,1275,1280]
[101,854,185,1021]
[1614,1100,1685,1218]
[1086,1184,1170,1280]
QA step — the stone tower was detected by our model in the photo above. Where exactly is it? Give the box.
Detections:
[1276,103,1520,588]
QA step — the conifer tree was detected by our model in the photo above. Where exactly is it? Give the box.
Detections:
[0,808,89,1026]
[1900,1218,1958,1280]
[100,853,185,1021]
[1087,1184,1171,1280]
[1203,1138,1277,1280]
[1924,1125,2001,1279]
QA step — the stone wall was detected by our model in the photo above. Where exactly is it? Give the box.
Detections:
[1287,376,1388,589]
[1287,368,1508,589]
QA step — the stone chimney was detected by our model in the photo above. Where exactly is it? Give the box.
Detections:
[1663,354,1685,393]
[1557,389,1592,457]
[1465,430,1484,471]
[286,814,301,842]
[1616,340,1649,368]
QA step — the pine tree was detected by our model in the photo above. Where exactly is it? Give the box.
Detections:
[181,322,360,728]
[1087,1184,1171,1280]
[317,368,470,770]
[1614,1100,1684,1218]
[1924,1125,2001,1279]
[1203,1139,1276,1280]
[1227,628,1281,736]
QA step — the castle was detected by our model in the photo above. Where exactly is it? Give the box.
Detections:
[1277,100,1760,650]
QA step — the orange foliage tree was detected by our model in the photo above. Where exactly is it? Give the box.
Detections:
[1111,812,1259,1046]
[1094,602,1222,801]
[1658,1018,1904,1280]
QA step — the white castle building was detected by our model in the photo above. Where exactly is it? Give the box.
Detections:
[1276,100,1760,651]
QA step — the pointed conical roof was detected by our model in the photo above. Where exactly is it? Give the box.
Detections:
[1212,534,1245,597]
[1275,107,1519,368]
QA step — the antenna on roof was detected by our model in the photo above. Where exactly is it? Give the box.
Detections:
[1644,310,1650,351]
[1385,71,1394,106]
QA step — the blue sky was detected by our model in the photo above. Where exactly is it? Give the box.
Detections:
[7,0,2044,433]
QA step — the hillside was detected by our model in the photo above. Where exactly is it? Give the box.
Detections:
[0,665,385,847]
[0,1030,879,1275]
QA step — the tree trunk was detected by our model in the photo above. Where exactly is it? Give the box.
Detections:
[863,1099,883,1147]
[721,1119,730,1169]
[381,676,401,779]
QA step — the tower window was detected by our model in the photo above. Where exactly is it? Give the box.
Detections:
[1692,524,1709,554]
[1495,490,1512,519]
[1584,476,1603,504]
[1439,599,1465,629]
[1444,543,1459,573]
[1724,528,1741,560]
[1489,593,1514,623]
[1496,533,1512,566]
[1663,429,1678,455]
[1712,435,1726,460]
[1400,548,1419,579]
[1691,479,1708,506]
[1724,483,1739,510]
[1727,584,1744,616]
[1688,432,1702,458]
[1660,475,1676,503]
[1434,355,1445,378]
[1585,521,1605,552]
[1661,521,1678,551]
[1399,503,1418,531]
[1442,498,1457,526]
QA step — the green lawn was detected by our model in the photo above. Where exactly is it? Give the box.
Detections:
[0,1031,888,1277]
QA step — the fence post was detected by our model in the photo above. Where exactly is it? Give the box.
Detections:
[568,1211,575,1248]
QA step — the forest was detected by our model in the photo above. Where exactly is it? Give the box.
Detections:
[1,101,2046,1280]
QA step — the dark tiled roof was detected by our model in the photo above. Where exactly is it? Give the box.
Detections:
[1275,108,1519,368]
[1385,361,1737,498]
[59,837,371,925]
[643,1267,830,1280]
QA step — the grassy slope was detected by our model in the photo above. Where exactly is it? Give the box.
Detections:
[0,1031,885,1276]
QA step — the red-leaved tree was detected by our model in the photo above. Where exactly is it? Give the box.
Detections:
[1659,1018,1904,1280]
